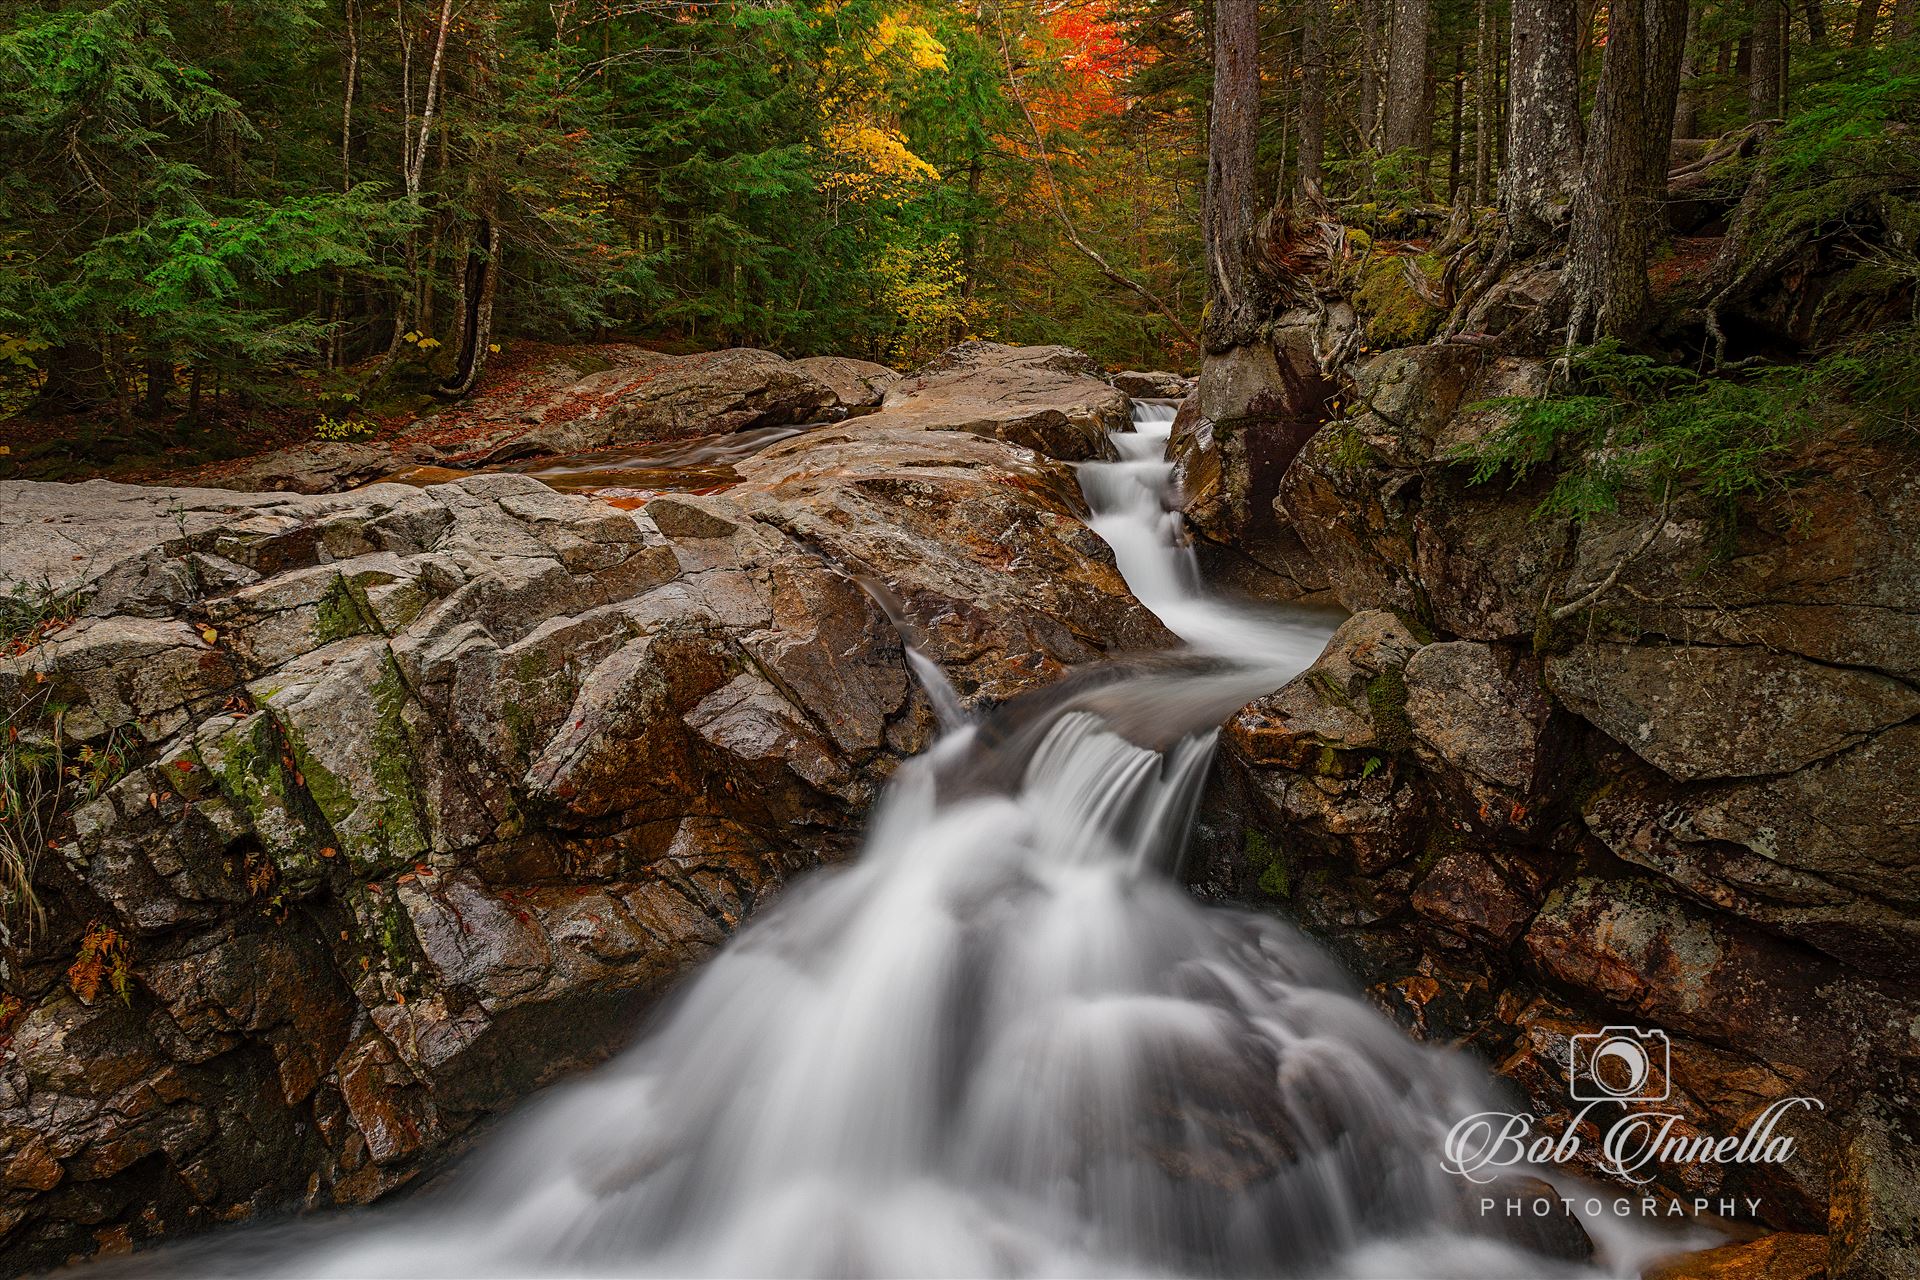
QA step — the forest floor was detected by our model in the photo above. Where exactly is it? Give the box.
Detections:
[0,339,680,490]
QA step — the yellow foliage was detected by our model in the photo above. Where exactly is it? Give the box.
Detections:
[873,236,978,365]
[870,12,947,71]
[820,122,941,199]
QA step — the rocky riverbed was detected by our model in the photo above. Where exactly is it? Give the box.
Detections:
[2,332,1911,1279]
[0,343,1170,1270]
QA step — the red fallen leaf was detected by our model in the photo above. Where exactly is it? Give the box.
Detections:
[319,846,337,859]
[173,761,195,772]
[398,873,416,885]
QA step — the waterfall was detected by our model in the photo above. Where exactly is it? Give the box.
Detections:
[135,402,1687,1278]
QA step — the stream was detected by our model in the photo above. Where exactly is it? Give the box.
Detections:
[132,404,1690,1278]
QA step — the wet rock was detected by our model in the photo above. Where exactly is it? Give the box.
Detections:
[1228,611,1422,764]
[1582,732,1920,979]
[1522,876,1914,1099]
[477,347,840,461]
[1545,644,1920,782]
[1275,346,1560,638]
[1110,370,1192,399]
[1569,433,1920,683]
[1405,642,1561,835]
[1828,1101,1920,1280]
[1643,1233,1829,1280]
[1170,307,1351,599]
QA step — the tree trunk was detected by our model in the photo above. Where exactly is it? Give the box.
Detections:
[1360,0,1384,149]
[140,356,170,419]
[442,217,501,398]
[1805,0,1829,42]
[1448,35,1466,197]
[1502,0,1585,250]
[1675,1,1701,137]
[1382,0,1433,154]
[1205,0,1270,348]
[28,343,110,418]
[1563,0,1691,340]
[1851,0,1880,45]
[1473,0,1496,203]
[1894,0,1916,39]
[1750,0,1785,120]
[1299,0,1329,195]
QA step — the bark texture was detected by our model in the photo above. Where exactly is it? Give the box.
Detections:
[1562,0,1690,340]
[1749,0,1786,121]
[1298,0,1330,195]
[1381,0,1434,154]
[1501,0,1584,250]
[1205,0,1270,348]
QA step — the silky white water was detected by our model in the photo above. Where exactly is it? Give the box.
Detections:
[133,402,1684,1278]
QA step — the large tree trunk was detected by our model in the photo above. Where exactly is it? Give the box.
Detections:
[1563,0,1691,340]
[1502,0,1585,250]
[1749,0,1785,120]
[1298,0,1329,196]
[1895,0,1917,39]
[1381,0,1433,154]
[1205,0,1269,348]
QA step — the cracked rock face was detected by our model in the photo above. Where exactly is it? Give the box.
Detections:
[0,362,1163,1269]
[1189,343,1920,1270]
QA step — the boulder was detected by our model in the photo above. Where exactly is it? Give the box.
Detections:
[203,442,399,495]
[788,356,899,408]
[1110,370,1192,399]
[874,340,1130,461]
[479,347,840,460]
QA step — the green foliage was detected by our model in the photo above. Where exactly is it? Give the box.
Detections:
[1728,44,1920,322]
[1461,332,1920,523]
[1460,341,1820,521]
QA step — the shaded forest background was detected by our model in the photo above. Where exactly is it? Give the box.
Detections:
[0,0,1914,435]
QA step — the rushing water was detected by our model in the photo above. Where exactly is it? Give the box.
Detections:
[137,402,1686,1278]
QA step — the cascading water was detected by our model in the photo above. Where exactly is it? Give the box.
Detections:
[135,402,1686,1279]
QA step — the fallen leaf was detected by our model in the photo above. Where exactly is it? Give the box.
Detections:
[200,627,218,645]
